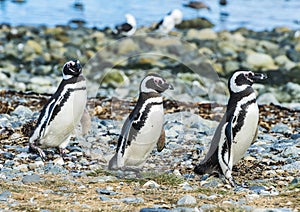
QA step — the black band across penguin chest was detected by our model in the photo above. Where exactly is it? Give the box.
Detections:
[35,76,86,139]
[227,87,257,142]
[118,92,164,156]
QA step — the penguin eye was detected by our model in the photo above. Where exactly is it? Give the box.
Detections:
[67,63,71,68]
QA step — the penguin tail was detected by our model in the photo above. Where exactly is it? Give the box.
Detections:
[194,163,208,175]
[108,153,118,170]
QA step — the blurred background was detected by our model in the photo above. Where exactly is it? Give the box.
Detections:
[0,0,299,31]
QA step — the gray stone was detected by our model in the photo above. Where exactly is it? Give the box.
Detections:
[257,93,279,105]
[282,161,300,171]
[0,190,12,201]
[140,208,170,212]
[11,105,33,118]
[96,188,117,195]
[177,195,197,206]
[22,174,41,184]
[271,123,292,134]
[249,185,266,194]
[99,196,111,201]
[200,204,217,210]
[120,197,144,204]
[186,28,217,40]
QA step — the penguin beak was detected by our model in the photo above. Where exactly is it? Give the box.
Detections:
[250,73,267,81]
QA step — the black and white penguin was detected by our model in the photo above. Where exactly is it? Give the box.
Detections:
[194,70,267,186]
[155,9,183,34]
[113,13,137,37]
[29,60,87,161]
[108,73,173,170]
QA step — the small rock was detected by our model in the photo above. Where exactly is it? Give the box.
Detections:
[11,105,33,118]
[120,197,144,204]
[53,157,65,165]
[143,180,160,189]
[140,208,171,212]
[200,204,217,210]
[177,195,197,206]
[99,196,112,201]
[15,164,28,172]
[96,188,117,196]
[249,185,266,194]
[246,51,277,69]
[0,190,12,201]
[22,174,41,184]
[186,28,217,40]
[271,123,292,134]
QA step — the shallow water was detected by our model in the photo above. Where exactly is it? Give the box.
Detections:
[0,0,299,31]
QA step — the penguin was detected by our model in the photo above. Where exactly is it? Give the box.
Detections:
[29,60,87,161]
[113,13,137,37]
[194,70,267,186]
[155,9,183,34]
[108,73,173,170]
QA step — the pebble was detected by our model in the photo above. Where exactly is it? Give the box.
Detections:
[22,174,41,184]
[0,190,12,201]
[143,180,160,189]
[140,208,171,212]
[120,197,144,204]
[177,195,197,206]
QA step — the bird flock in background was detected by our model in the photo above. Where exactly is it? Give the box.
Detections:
[112,0,228,36]
[27,0,272,187]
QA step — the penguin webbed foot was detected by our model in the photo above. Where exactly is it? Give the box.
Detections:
[29,143,47,161]
[225,175,249,188]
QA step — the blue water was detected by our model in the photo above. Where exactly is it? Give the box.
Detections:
[0,0,299,31]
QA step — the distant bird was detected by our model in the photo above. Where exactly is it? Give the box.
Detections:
[113,13,137,37]
[194,70,267,186]
[108,73,173,170]
[183,1,211,17]
[219,0,228,6]
[29,60,87,161]
[219,0,229,17]
[155,9,183,34]
[73,0,84,10]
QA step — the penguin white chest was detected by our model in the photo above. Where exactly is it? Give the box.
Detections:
[232,103,259,164]
[124,103,164,166]
[42,83,87,148]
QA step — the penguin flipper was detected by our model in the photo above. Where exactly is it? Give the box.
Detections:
[157,128,165,152]
[224,116,233,164]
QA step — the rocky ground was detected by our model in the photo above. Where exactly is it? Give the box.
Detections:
[0,21,300,211]
[0,90,299,211]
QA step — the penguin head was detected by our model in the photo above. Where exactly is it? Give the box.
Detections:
[125,13,136,27]
[170,9,183,25]
[229,70,267,93]
[62,60,82,80]
[140,73,174,93]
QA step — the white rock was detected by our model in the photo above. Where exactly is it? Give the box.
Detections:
[143,180,160,188]
[186,28,217,40]
[246,51,277,69]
